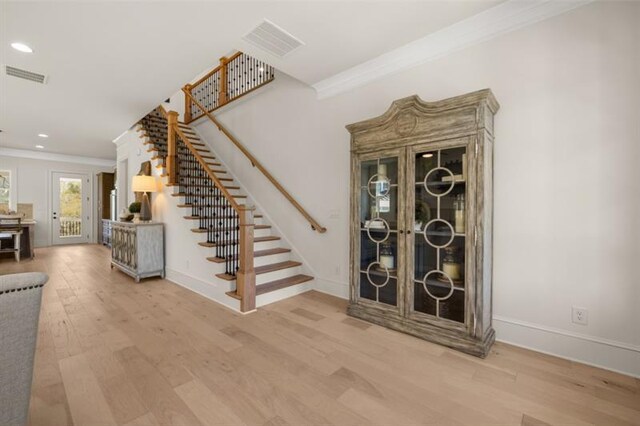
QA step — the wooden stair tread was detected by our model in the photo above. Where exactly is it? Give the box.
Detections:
[226,274,313,299]
[169,180,233,191]
[181,158,220,162]
[176,194,245,200]
[197,235,279,248]
[183,213,263,219]
[181,160,221,166]
[207,247,290,263]
[255,260,302,275]
[216,261,302,281]
[174,193,241,199]
[191,224,270,233]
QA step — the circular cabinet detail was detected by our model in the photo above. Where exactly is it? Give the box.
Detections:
[395,112,418,137]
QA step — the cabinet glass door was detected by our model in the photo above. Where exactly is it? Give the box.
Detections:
[411,143,468,324]
[357,154,403,309]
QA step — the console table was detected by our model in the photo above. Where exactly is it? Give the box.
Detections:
[0,220,36,260]
[20,221,36,259]
[110,222,164,282]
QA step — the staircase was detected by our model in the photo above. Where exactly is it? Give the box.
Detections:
[137,106,313,311]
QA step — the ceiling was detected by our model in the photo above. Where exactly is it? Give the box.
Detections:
[0,1,501,160]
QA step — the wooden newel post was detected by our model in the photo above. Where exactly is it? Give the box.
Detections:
[218,56,228,106]
[166,111,179,186]
[183,84,193,123]
[236,205,256,313]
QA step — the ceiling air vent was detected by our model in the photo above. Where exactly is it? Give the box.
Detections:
[4,65,48,84]
[243,19,304,58]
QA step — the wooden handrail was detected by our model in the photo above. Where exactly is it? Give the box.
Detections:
[182,88,327,233]
[184,52,275,124]
[166,113,256,312]
[172,125,241,211]
[191,51,243,89]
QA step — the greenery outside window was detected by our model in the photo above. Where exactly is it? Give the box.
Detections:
[0,170,12,212]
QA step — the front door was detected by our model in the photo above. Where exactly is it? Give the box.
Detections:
[52,172,90,245]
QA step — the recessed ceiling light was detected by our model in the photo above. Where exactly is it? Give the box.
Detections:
[35,145,44,149]
[38,133,49,138]
[11,42,33,53]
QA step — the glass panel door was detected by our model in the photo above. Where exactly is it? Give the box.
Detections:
[52,172,90,245]
[357,154,403,309]
[411,144,468,324]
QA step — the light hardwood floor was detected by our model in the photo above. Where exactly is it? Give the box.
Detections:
[1,244,638,426]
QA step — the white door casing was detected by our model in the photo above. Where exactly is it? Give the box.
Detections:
[51,172,91,245]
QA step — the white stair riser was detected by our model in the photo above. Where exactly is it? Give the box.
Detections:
[253,252,291,267]
[256,266,302,285]
[253,239,280,250]
[256,280,313,307]
[254,227,271,238]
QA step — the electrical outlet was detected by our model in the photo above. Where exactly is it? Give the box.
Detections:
[572,307,588,325]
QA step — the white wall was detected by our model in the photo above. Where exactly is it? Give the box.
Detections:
[0,155,114,247]
[172,2,640,375]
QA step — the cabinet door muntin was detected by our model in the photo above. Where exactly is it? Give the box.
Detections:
[405,137,476,334]
[353,148,405,313]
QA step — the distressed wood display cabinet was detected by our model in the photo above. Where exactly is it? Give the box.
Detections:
[346,89,499,357]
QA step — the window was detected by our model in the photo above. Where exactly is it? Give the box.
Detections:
[0,170,10,212]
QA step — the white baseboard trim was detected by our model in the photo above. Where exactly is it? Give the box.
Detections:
[494,316,640,378]
[166,263,640,377]
[312,277,349,300]
[306,280,640,377]
[165,267,240,313]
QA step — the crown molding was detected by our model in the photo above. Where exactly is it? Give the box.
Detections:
[312,0,594,99]
[0,147,116,167]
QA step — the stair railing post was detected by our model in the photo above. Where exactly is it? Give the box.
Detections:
[183,84,193,123]
[236,205,255,312]
[219,56,228,107]
[166,111,179,186]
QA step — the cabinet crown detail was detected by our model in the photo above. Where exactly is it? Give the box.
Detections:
[346,89,499,152]
[345,89,499,358]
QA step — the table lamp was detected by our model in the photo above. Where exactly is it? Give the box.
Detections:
[131,175,157,222]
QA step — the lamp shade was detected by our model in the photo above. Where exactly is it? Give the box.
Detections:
[131,175,157,193]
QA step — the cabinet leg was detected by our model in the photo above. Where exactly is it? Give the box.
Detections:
[135,277,140,283]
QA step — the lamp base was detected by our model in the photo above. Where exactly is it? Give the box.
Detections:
[140,192,152,222]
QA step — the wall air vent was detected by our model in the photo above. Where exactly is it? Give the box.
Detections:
[4,65,48,84]
[243,19,304,58]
